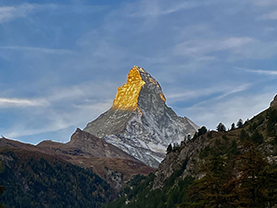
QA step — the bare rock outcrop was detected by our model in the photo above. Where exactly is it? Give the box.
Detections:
[270,94,277,108]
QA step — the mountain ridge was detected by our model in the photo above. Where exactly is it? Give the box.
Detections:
[84,66,199,167]
[0,129,154,190]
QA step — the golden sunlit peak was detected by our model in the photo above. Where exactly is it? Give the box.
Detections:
[112,66,145,111]
[160,93,166,102]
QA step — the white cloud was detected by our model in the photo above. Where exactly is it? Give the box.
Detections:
[237,67,277,75]
[250,0,277,20]
[184,93,274,130]
[0,46,75,55]
[261,9,277,19]
[175,37,277,60]
[124,0,222,18]
[0,3,73,24]
[217,84,251,99]
[166,83,251,106]
[251,0,277,7]
[0,97,49,108]
[2,81,116,141]
[0,4,34,23]
[5,101,112,140]
[126,1,202,17]
[175,37,254,57]
[47,82,118,103]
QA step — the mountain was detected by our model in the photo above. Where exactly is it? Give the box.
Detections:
[0,128,155,206]
[0,65,199,207]
[105,94,277,208]
[44,128,154,189]
[0,128,154,190]
[84,66,198,167]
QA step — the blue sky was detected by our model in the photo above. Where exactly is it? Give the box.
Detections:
[1,0,277,144]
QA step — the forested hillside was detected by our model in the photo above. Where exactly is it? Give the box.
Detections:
[0,148,114,208]
[104,105,277,208]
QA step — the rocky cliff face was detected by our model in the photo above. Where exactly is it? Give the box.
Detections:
[68,128,139,160]
[152,133,213,190]
[153,95,277,190]
[270,94,277,108]
[84,66,198,168]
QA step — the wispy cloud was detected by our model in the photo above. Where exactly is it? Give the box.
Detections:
[250,0,277,20]
[166,83,250,104]
[251,0,277,7]
[126,1,202,17]
[217,84,251,99]
[47,82,118,103]
[261,9,277,19]
[125,0,221,18]
[237,67,277,75]
[0,97,49,108]
[0,46,75,55]
[4,101,112,141]
[1,81,116,141]
[183,93,274,130]
[175,37,254,57]
[175,37,277,60]
[0,4,34,23]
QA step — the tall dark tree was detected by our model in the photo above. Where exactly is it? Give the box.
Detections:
[237,119,243,128]
[240,129,250,140]
[166,143,172,154]
[231,123,236,130]
[181,155,233,208]
[250,130,264,144]
[216,123,226,132]
[229,141,277,207]
[198,126,208,136]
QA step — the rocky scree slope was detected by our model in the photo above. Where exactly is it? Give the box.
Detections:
[84,66,198,168]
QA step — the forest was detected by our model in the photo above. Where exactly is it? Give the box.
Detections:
[0,149,114,208]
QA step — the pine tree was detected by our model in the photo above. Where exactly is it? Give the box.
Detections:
[166,144,172,154]
[231,123,235,130]
[237,119,243,128]
[250,130,264,144]
[198,126,208,136]
[240,129,249,140]
[229,141,277,207]
[185,155,232,208]
[181,141,277,208]
[217,123,226,132]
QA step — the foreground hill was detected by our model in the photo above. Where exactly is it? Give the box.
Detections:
[104,94,277,208]
[0,128,154,207]
[0,146,113,208]
[0,128,154,191]
[38,128,154,189]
